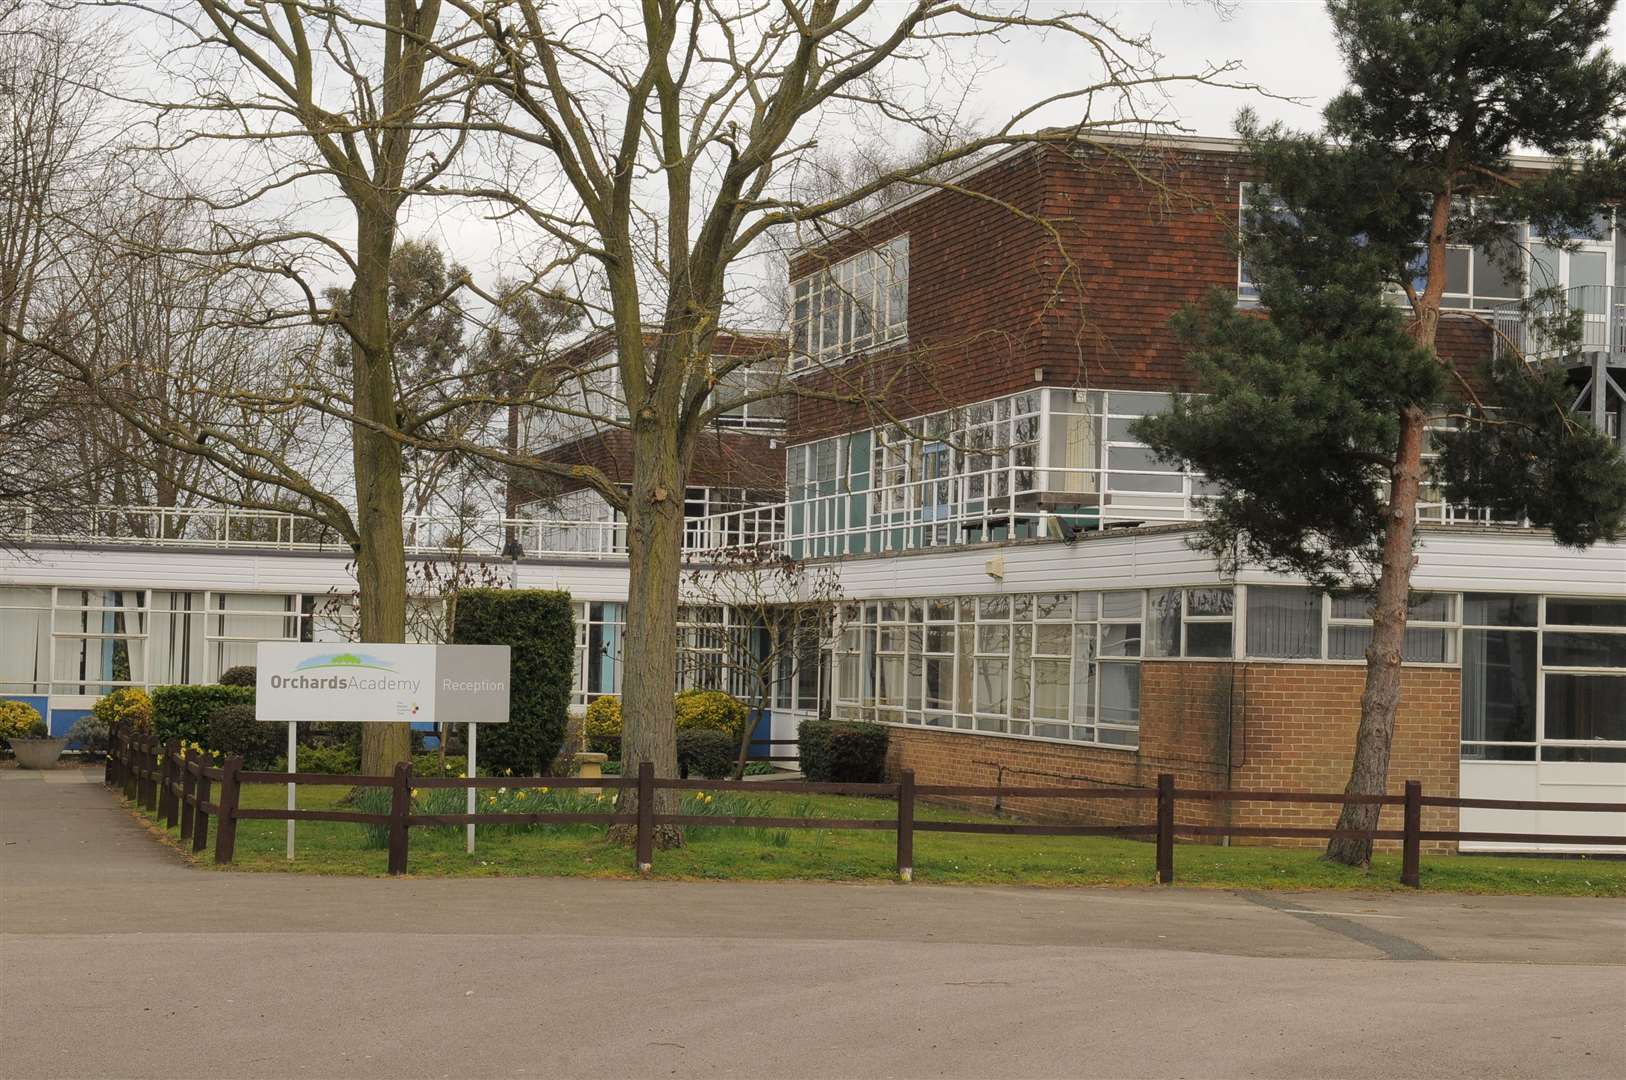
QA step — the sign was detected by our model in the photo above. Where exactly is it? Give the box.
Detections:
[255,643,511,725]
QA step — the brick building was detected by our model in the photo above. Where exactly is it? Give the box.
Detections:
[3,135,1622,851]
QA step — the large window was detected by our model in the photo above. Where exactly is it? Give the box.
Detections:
[790,236,908,370]
[830,589,1149,749]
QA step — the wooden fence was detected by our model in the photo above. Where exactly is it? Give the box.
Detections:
[106,727,1626,886]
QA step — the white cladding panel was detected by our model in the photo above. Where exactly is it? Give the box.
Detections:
[1460,761,1626,854]
[0,546,633,600]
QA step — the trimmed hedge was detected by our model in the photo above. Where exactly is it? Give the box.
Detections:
[206,703,282,769]
[450,589,575,778]
[151,685,255,746]
[0,699,45,745]
[797,719,889,783]
[677,728,736,780]
[218,665,257,687]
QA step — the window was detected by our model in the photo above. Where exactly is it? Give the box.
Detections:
[1246,586,1322,659]
[1328,592,1456,664]
[1148,587,1234,658]
[1461,594,1539,761]
[829,589,1146,749]
[790,236,908,370]
[710,364,787,431]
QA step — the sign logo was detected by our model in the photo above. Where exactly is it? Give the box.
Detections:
[292,651,397,673]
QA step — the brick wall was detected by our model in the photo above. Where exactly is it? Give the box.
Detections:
[885,659,1461,851]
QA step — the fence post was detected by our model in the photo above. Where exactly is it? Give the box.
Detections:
[179,748,196,841]
[192,766,211,854]
[123,735,138,801]
[104,721,119,786]
[142,739,159,812]
[896,769,915,883]
[636,761,654,874]
[387,761,412,876]
[160,740,180,827]
[1401,779,1422,889]
[1156,773,1176,884]
[214,756,243,865]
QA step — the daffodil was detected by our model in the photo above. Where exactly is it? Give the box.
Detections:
[411,788,420,797]
[540,786,549,795]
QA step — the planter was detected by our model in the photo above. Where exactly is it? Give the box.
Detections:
[11,737,68,770]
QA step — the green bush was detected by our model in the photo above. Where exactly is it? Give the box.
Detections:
[206,703,282,769]
[675,689,748,739]
[92,688,154,736]
[411,753,470,778]
[218,665,257,687]
[798,719,889,783]
[0,699,45,746]
[583,696,621,755]
[677,728,736,780]
[278,744,358,774]
[451,589,575,778]
[151,685,255,746]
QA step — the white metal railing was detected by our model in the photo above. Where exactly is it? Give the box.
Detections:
[1492,285,1626,365]
[4,505,638,560]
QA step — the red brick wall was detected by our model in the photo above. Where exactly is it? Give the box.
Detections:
[885,659,1461,850]
[513,429,784,502]
[788,142,1501,444]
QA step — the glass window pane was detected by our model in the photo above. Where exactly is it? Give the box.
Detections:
[1099,662,1140,727]
[1185,587,1234,618]
[1463,593,1538,627]
[1102,591,1142,620]
[1034,624,1072,657]
[1546,598,1626,627]
[1147,589,1180,657]
[974,659,1008,713]
[1101,623,1141,658]
[1461,629,1537,743]
[1543,674,1626,741]
[1543,632,1626,668]
[1330,593,1373,620]
[1186,622,1233,658]
[1329,625,1451,663]
[1246,586,1321,659]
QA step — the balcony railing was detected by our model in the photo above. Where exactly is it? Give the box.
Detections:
[2,503,791,561]
[1492,284,1626,365]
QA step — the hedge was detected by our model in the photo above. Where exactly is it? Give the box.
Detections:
[151,685,255,746]
[206,703,282,769]
[677,729,735,780]
[675,689,748,739]
[451,588,575,777]
[797,719,889,783]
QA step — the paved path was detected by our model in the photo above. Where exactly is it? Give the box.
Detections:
[2,768,1623,1079]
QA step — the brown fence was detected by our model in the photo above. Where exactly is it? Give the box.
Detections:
[106,727,1626,886]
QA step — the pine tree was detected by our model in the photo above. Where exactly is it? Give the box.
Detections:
[1136,0,1626,866]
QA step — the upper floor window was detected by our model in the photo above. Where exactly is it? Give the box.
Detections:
[790,235,908,372]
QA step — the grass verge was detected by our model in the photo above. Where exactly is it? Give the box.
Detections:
[122,780,1626,896]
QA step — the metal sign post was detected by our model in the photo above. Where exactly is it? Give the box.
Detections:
[287,721,297,860]
[466,720,478,854]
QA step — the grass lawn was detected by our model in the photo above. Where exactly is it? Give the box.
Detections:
[126,780,1626,896]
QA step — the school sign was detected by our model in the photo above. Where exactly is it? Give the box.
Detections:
[255,643,511,726]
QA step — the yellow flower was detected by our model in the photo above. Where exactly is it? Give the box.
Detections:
[516,790,527,799]
[503,768,511,776]
[411,788,420,797]
[540,786,549,794]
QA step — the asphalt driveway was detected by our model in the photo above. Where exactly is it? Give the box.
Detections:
[2,767,1622,1079]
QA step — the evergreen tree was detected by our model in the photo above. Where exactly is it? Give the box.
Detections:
[1136,0,1626,866]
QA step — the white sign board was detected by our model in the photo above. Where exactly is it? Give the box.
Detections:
[255,643,511,725]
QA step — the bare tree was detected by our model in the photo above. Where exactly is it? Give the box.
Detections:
[684,546,842,779]
[408,0,1254,843]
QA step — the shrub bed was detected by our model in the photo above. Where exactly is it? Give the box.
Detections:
[151,685,255,746]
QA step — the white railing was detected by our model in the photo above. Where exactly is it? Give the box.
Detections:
[3,505,638,561]
[1492,285,1626,365]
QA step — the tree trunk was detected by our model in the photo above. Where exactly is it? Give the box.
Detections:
[615,421,685,847]
[351,207,411,776]
[1324,404,1426,867]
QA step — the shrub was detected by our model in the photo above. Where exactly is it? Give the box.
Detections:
[451,589,575,778]
[278,745,358,774]
[93,688,154,736]
[583,696,622,756]
[206,703,282,769]
[218,665,257,687]
[0,699,45,746]
[150,685,255,745]
[411,753,470,778]
[677,728,736,780]
[67,714,111,753]
[674,689,748,739]
[798,719,889,783]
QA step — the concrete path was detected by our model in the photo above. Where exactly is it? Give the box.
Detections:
[2,767,1622,1080]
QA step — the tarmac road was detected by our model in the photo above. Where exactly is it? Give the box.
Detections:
[2,767,1622,1080]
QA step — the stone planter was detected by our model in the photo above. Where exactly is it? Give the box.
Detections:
[11,737,68,769]
[576,752,609,796]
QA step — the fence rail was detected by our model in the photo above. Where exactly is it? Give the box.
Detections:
[106,728,1626,886]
